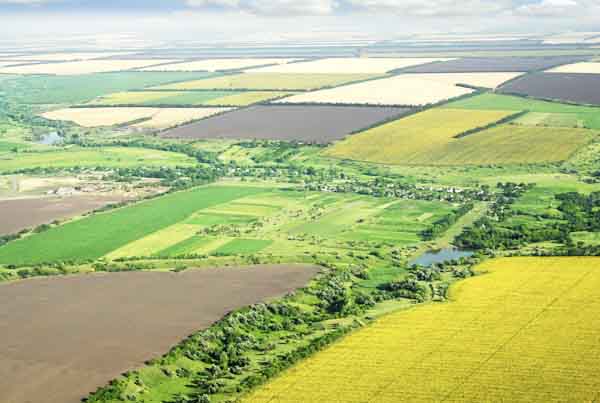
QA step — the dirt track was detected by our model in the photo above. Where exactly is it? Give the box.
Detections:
[0,196,125,236]
[0,264,320,403]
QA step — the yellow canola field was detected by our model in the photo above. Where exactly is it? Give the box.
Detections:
[244,257,600,403]
[42,107,229,128]
[324,109,513,164]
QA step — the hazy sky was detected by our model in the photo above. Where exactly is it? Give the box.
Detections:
[0,0,598,42]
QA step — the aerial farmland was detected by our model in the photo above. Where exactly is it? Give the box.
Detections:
[1,11,600,403]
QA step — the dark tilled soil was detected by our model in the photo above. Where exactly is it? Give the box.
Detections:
[499,73,600,106]
[398,56,590,73]
[160,105,412,144]
[0,196,124,236]
[0,264,320,403]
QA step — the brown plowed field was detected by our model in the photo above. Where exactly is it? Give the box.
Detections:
[0,196,125,236]
[0,264,320,403]
[160,105,411,144]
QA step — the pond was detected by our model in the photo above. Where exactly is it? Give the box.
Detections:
[409,247,474,267]
[37,132,63,145]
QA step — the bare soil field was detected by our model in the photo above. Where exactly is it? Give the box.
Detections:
[0,264,320,403]
[0,195,126,235]
[161,105,410,143]
[399,56,589,73]
[499,73,600,105]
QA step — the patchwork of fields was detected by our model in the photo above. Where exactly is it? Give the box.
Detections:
[88,90,292,106]
[0,184,457,265]
[152,72,380,91]
[141,58,301,72]
[0,59,179,75]
[43,107,231,128]
[243,257,600,403]
[248,57,452,73]
[162,105,410,143]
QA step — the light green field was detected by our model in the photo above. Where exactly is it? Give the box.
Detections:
[444,93,600,129]
[152,73,380,91]
[0,185,266,265]
[89,90,292,106]
[214,239,273,256]
[0,147,196,172]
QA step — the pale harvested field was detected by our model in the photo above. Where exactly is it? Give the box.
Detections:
[0,60,178,75]
[548,62,600,74]
[0,264,320,403]
[43,107,229,128]
[142,58,300,72]
[133,107,232,129]
[404,72,524,88]
[249,57,452,74]
[7,52,132,62]
[276,74,474,106]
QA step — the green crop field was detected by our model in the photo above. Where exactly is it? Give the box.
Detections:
[214,239,273,255]
[324,108,515,165]
[0,185,266,265]
[89,90,291,106]
[0,146,196,172]
[444,93,600,129]
[0,72,219,104]
[243,257,600,403]
[152,73,380,91]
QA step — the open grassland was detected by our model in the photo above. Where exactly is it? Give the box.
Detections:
[42,107,230,128]
[547,62,600,73]
[244,257,600,403]
[90,90,291,106]
[277,74,474,106]
[0,59,179,75]
[0,185,265,265]
[444,92,600,129]
[141,58,301,72]
[0,71,218,104]
[0,264,320,403]
[248,57,451,74]
[0,146,196,173]
[325,109,514,164]
[152,73,379,91]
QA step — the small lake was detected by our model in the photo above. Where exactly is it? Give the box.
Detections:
[37,132,63,145]
[409,247,474,267]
